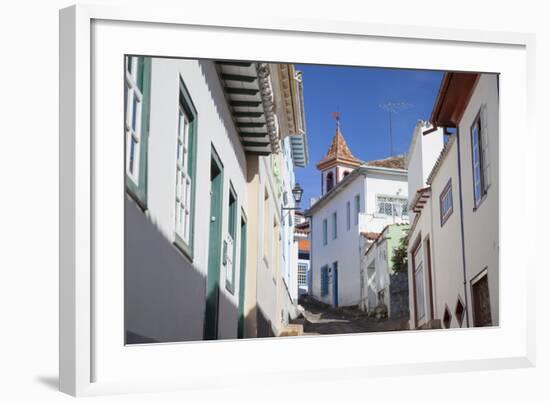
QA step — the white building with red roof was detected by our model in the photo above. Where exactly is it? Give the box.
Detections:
[305,122,409,307]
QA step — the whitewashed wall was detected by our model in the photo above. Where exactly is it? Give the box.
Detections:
[311,168,408,307]
[125,58,248,341]
[406,122,444,221]
[413,138,466,329]
[458,74,500,326]
[311,176,365,306]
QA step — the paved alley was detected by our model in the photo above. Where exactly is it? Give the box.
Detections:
[293,296,409,335]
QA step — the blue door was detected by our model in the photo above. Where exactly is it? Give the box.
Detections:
[332,262,338,308]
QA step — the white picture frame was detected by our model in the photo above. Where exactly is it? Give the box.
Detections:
[59,4,536,397]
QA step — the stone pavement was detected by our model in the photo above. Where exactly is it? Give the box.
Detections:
[292,295,409,335]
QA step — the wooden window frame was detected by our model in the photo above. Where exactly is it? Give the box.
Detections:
[354,194,360,225]
[320,265,329,297]
[470,107,490,210]
[439,178,453,226]
[322,218,328,246]
[125,56,151,210]
[173,77,198,260]
[225,183,238,294]
[298,263,308,286]
[346,201,351,231]
[332,211,337,240]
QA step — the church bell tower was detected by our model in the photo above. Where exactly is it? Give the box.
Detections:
[316,113,363,196]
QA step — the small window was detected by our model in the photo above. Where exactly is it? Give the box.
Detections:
[455,298,465,328]
[298,263,308,286]
[439,179,453,226]
[354,194,360,225]
[326,171,334,192]
[332,212,337,239]
[320,265,329,296]
[376,195,408,218]
[443,306,452,329]
[346,201,351,231]
[471,106,490,208]
[322,218,328,246]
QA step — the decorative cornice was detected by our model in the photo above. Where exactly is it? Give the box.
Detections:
[257,63,280,153]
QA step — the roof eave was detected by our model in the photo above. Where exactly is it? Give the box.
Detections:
[430,72,481,128]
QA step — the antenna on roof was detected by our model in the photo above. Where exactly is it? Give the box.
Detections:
[379,102,412,156]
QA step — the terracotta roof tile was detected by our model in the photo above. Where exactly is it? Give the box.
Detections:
[360,231,380,241]
[316,125,363,169]
[366,154,406,170]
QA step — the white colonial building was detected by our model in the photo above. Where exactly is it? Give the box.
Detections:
[407,72,499,330]
[359,223,409,317]
[124,57,308,343]
[305,123,409,308]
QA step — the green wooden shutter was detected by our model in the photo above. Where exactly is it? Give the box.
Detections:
[480,103,490,191]
[126,56,151,209]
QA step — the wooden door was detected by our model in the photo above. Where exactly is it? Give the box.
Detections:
[204,148,224,340]
[472,273,492,327]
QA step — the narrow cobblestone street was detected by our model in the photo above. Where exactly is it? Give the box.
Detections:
[293,296,409,335]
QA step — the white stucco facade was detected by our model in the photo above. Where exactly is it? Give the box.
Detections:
[307,166,408,307]
[125,57,308,342]
[407,73,499,330]
[360,224,409,316]
[406,121,444,220]
[125,58,248,342]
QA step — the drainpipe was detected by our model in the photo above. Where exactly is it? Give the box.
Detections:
[454,127,471,328]
[309,217,313,296]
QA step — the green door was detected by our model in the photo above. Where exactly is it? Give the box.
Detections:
[204,148,224,340]
[237,213,247,338]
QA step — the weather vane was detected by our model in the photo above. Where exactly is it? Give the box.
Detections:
[331,110,341,129]
[379,101,412,156]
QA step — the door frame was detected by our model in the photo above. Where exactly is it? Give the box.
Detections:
[204,145,224,340]
[470,267,492,327]
[332,261,338,308]
[237,210,247,338]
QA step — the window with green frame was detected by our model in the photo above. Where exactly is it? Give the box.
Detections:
[125,56,151,208]
[174,77,198,259]
[225,184,238,293]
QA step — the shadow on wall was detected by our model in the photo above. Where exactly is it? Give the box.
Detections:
[389,271,410,319]
[255,305,275,338]
[125,196,238,344]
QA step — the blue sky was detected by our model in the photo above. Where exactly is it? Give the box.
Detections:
[294,64,443,207]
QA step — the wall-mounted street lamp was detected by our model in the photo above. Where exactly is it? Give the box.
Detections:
[282,183,303,210]
[281,183,303,225]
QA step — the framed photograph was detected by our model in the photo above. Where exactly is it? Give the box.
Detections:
[59,4,535,396]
